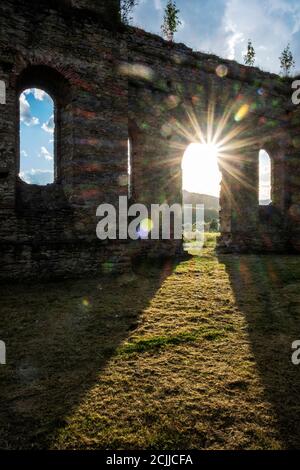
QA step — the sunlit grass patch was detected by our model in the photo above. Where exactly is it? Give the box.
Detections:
[117,326,231,356]
[1,235,300,450]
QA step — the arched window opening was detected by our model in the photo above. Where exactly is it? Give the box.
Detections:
[17,65,71,187]
[19,88,55,186]
[259,149,272,205]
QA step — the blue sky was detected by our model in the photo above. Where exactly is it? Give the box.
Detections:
[133,0,300,73]
[19,89,54,185]
[20,0,297,191]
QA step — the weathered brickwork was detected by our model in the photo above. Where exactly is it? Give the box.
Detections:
[0,0,299,279]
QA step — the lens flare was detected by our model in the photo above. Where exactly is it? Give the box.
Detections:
[82,298,90,308]
[119,63,154,82]
[216,64,228,78]
[118,174,128,187]
[138,218,154,239]
[234,104,250,122]
[153,83,264,206]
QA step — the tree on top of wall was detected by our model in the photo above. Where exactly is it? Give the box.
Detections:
[121,0,139,25]
[161,0,182,42]
[244,40,256,67]
[279,44,295,76]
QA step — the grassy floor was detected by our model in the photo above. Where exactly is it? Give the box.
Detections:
[1,234,300,449]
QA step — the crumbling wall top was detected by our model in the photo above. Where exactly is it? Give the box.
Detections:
[9,0,121,29]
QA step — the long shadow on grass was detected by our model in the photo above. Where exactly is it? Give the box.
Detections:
[0,259,176,449]
[221,253,300,449]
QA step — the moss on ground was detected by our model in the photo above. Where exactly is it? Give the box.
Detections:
[1,234,300,449]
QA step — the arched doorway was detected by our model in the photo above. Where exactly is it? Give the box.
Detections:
[182,143,222,242]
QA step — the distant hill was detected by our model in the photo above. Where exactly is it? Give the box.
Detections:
[183,191,220,209]
[182,191,220,223]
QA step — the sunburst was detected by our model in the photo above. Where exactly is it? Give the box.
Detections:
[166,95,261,199]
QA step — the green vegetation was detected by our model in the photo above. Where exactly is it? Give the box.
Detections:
[121,0,139,25]
[1,234,300,449]
[279,44,295,76]
[209,218,219,232]
[244,40,256,67]
[161,0,182,42]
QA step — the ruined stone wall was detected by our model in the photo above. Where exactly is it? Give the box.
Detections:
[126,28,295,253]
[286,103,300,251]
[0,0,130,279]
[0,0,298,280]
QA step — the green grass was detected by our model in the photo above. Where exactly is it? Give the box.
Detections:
[117,326,229,356]
[1,233,300,450]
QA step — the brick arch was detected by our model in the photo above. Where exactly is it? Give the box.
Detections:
[16,65,71,106]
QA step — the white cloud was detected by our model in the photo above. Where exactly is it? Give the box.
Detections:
[154,0,162,11]
[21,150,28,158]
[200,0,300,73]
[39,146,53,161]
[24,88,47,101]
[20,93,40,127]
[42,114,54,134]
[19,169,54,186]
[33,88,47,101]
[134,0,300,73]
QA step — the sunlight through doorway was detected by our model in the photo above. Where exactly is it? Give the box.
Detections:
[182,143,221,251]
[182,143,222,197]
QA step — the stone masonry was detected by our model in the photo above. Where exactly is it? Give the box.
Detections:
[0,0,299,279]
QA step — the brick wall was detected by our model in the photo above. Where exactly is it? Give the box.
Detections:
[0,0,298,279]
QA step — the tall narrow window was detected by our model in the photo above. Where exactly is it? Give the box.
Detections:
[259,149,272,205]
[0,80,5,104]
[19,88,55,186]
[128,137,132,199]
